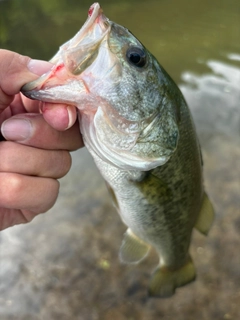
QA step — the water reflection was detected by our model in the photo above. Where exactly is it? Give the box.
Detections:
[180,58,240,141]
[0,0,240,319]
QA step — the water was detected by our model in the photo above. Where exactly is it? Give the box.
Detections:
[0,0,240,319]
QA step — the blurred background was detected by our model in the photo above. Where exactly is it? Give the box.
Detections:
[0,0,239,319]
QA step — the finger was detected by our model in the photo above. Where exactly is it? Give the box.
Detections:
[0,94,26,126]
[0,50,77,130]
[21,96,77,129]
[40,103,77,131]
[1,113,83,151]
[10,94,31,114]
[0,87,13,111]
[0,208,41,231]
[0,141,71,178]
[21,93,43,113]
[0,172,59,213]
[0,50,53,97]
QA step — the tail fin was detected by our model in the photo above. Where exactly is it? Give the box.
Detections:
[148,256,196,298]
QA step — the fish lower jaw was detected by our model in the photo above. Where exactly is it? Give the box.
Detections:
[22,80,92,106]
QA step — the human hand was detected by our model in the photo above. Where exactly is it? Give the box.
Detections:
[0,50,83,230]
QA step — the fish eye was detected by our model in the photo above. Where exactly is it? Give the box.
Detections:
[126,47,147,68]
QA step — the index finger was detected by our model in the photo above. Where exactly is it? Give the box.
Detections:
[0,50,52,113]
[0,50,52,96]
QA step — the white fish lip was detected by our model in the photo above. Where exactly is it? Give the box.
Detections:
[21,2,110,95]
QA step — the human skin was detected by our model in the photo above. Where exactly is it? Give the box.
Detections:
[0,50,83,230]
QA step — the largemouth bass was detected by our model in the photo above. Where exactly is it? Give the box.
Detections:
[22,2,214,297]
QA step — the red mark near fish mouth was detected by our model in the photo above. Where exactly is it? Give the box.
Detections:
[46,63,64,81]
[88,5,95,17]
[88,4,104,24]
[55,64,64,72]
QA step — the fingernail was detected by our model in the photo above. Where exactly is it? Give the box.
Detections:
[39,101,44,114]
[27,59,53,76]
[66,106,75,130]
[1,118,32,141]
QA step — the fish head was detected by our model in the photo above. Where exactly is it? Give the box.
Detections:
[22,2,180,171]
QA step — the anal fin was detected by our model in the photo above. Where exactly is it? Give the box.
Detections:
[195,191,215,235]
[119,228,150,264]
[149,256,196,298]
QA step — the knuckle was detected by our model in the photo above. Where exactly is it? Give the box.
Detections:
[56,151,72,177]
[0,87,13,107]
[39,179,60,213]
[0,142,15,171]
[0,50,30,95]
[6,173,23,196]
[63,151,72,173]
[0,173,23,206]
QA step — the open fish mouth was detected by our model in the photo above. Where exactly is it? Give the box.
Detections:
[21,2,179,171]
[21,2,110,96]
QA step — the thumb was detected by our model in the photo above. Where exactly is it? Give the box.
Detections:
[1,113,82,150]
[0,49,53,97]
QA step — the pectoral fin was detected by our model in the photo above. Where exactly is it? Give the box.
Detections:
[195,192,215,235]
[105,181,119,210]
[119,228,150,264]
[149,256,196,298]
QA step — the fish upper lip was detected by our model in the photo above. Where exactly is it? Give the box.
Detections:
[58,2,109,53]
[21,2,110,93]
